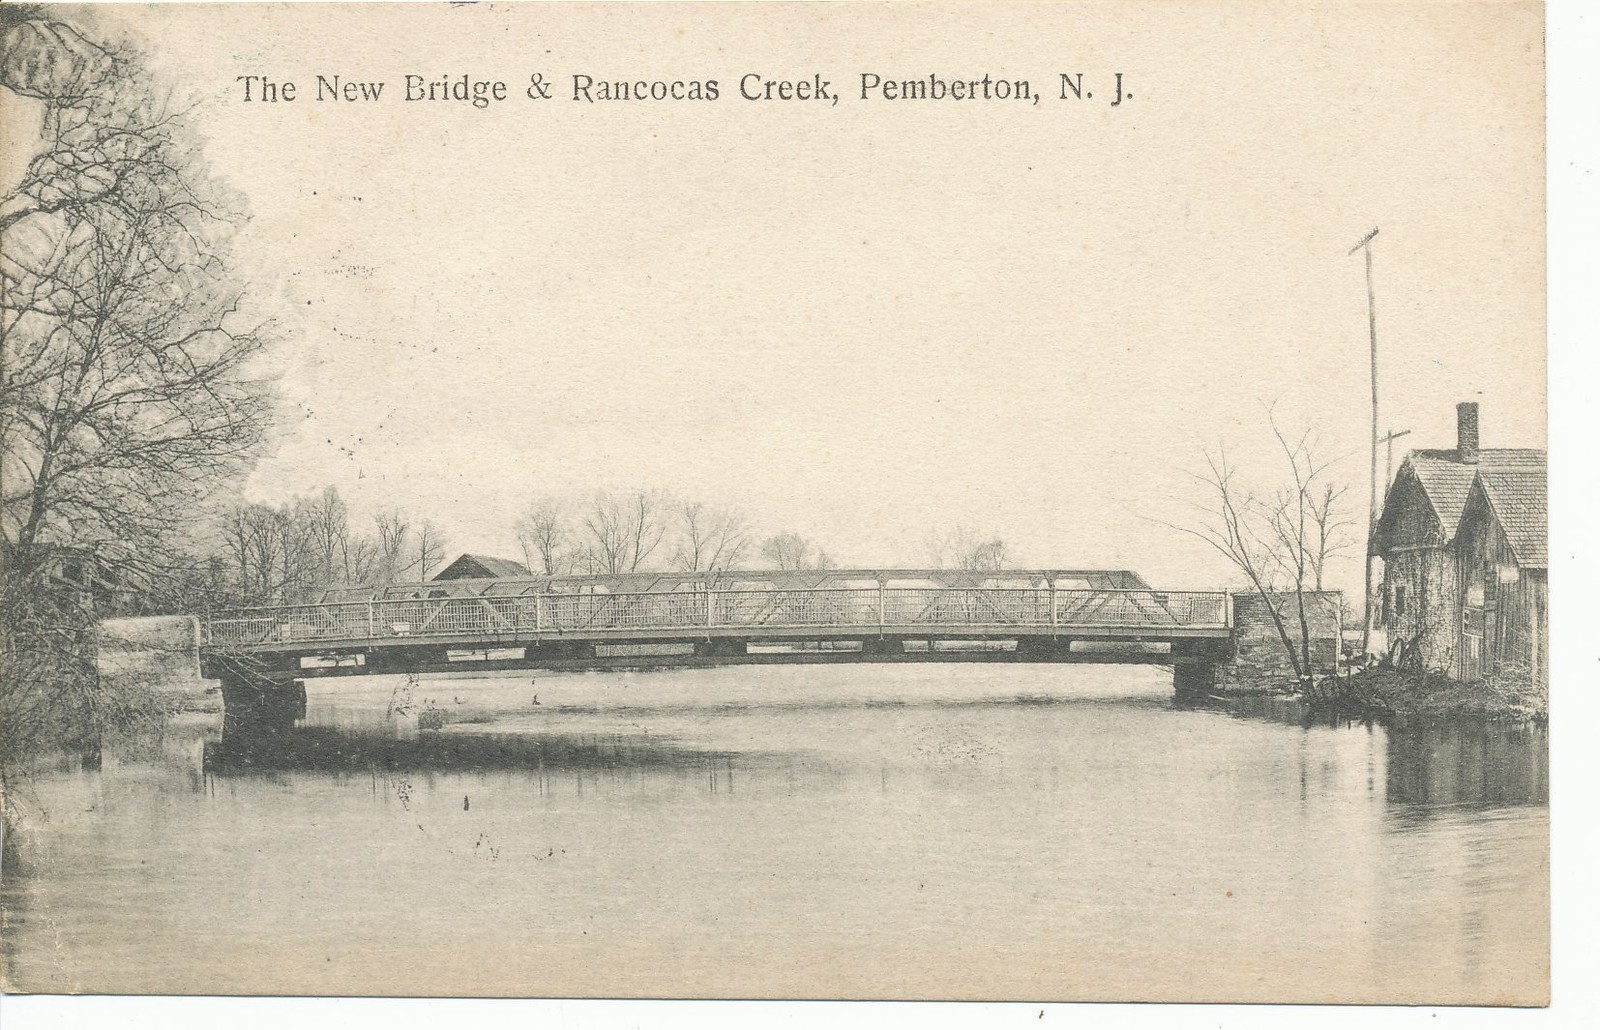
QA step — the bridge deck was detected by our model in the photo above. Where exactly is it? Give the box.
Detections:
[202,585,1232,662]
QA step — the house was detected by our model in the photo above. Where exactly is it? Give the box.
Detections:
[1370,402,1546,683]
[24,544,147,614]
[1454,464,1547,684]
[431,553,532,581]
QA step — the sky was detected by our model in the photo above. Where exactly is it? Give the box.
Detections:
[51,2,1546,591]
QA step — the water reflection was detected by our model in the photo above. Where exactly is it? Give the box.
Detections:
[1384,717,1548,809]
[1224,695,1547,808]
[203,724,741,776]
[1,665,1550,1002]
[209,684,1551,813]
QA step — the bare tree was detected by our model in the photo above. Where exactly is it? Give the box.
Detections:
[623,490,667,573]
[759,531,834,571]
[1,14,273,598]
[759,531,807,570]
[214,502,306,605]
[575,493,627,574]
[1307,482,1353,592]
[1260,415,1341,682]
[514,497,570,576]
[299,487,350,590]
[1162,410,1352,686]
[340,531,377,586]
[194,487,384,604]
[673,501,750,572]
[576,490,667,574]
[372,510,412,584]
[927,525,1010,571]
[1169,447,1308,681]
[212,503,282,604]
[414,519,448,581]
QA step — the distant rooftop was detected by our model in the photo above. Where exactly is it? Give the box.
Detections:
[432,553,532,580]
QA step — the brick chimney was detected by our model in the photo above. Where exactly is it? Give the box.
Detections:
[1456,401,1480,464]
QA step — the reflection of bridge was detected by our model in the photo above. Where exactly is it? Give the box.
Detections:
[200,569,1243,705]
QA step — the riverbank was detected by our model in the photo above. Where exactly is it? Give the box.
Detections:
[1295,667,1548,722]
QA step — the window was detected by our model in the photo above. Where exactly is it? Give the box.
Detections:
[1394,584,1407,619]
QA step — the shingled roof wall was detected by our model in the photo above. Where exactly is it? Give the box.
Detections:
[1400,448,1545,538]
[1472,468,1548,568]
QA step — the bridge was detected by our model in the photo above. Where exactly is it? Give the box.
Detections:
[199,569,1274,711]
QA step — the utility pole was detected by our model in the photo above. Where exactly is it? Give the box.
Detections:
[1350,227,1380,657]
[1380,428,1412,491]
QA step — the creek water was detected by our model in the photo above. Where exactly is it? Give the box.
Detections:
[0,663,1548,1002]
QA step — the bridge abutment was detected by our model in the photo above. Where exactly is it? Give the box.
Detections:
[214,666,305,734]
[1212,590,1343,693]
[1172,662,1218,701]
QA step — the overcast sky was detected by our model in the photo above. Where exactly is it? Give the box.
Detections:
[74,2,1545,590]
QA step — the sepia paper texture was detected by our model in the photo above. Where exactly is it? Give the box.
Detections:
[0,1,1547,1004]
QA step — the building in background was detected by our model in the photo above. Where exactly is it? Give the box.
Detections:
[1370,402,1546,682]
[31,545,147,614]
[431,553,532,581]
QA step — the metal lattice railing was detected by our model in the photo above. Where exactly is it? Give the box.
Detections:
[201,587,1230,647]
[715,588,877,627]
[881,588,1054,626]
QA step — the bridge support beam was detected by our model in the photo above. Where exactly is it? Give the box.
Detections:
[695,639,747,659]
[528,640,597,662]
[861,638,903,658]
[1014,637,1069,660]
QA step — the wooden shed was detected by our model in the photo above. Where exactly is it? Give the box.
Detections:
[1371,401,1545,682]
[1454,465,1548,684]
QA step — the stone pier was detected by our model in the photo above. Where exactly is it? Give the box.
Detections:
[213,666,306,735]
[1212,590,1343,693]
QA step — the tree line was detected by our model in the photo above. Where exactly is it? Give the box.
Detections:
[516,492,1011,579]
[170,488,830,609]
[511,491,835,578]
[186,484,1015,609]
[179,489,451,608]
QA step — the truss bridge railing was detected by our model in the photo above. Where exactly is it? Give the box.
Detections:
[201,587,1231,649]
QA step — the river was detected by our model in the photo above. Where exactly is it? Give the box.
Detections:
[0,664,1548,1003]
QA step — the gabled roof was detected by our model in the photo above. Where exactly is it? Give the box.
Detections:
[433,553,531,580]
[1469,468,1548,569]
[1385,448,1545,541]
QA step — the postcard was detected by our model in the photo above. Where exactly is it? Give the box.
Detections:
[0,1,1549,1005]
